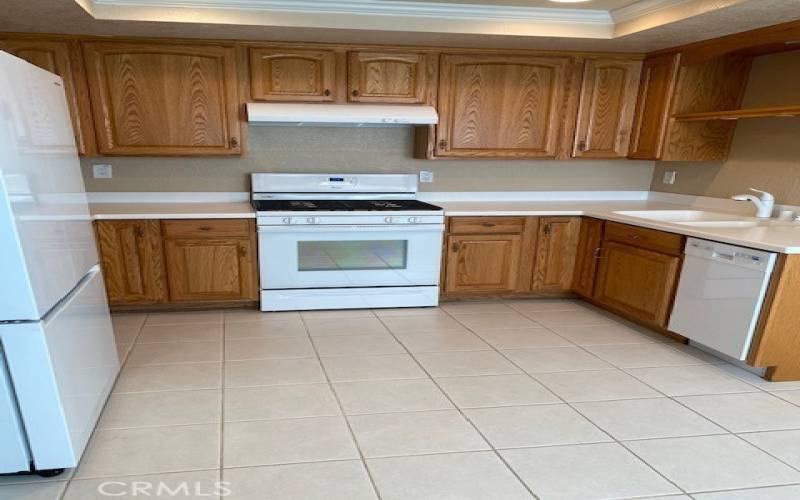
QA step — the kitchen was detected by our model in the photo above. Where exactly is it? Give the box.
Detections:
[2,1,800,499]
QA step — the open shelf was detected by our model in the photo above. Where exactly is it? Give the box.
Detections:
[673,105,800,121]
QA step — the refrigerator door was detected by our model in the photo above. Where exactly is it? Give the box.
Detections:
[0,346,31,473]
[0,266,119,470]
[0,51,97,321]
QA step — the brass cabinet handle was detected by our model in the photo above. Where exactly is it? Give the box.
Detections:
[543,223,552,235]
[198,226,212,231]
[450,242,460,252]
[577,140,587,151]
[438,139,448,149]
[629,233,641,240]
[323,89,331,96]
[351,89,359,97]
[481,222,496,228]
[230,137,239,148]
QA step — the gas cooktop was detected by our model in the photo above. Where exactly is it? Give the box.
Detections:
[252,199,443,212]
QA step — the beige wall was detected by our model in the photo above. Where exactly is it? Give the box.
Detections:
[80,126,655,193]
[651,50,800,204]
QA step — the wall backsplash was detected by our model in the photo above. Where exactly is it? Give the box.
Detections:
[80,126,655,193]
[651,50,800,205]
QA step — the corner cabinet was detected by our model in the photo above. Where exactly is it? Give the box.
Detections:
[573,58,642,158]
[82,42,242,156]
[435,53,575,158]
[531,217,581,292]
[0,37,96,156]
[249,47,338,102]
[95,220,168,306]
[572,218,605,297]
[347,51,435,104]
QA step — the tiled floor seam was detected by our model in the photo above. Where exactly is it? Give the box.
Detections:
[684,481,800,498]
[373,312,542,500]
[443,305,691,497]
[300,314,385,500]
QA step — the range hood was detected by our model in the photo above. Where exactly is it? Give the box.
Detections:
[246,103,438,126]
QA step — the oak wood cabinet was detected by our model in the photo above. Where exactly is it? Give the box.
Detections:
[95,220,168,306]
[572,217,605,297]
[347,51,434,103]
[82,41,242,156]
[573,58,642,158]
[0,37,96,156]
[594,223,684,328]
[531,217,581,292]
[444,234,522,294]
[249,47,337,102]
[162,220,258,303]
[435,53,574,158]
[628,53,680,160]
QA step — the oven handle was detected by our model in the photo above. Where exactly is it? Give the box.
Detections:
[258,224,445,233]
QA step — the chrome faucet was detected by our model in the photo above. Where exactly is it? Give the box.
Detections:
[732,188,775,219]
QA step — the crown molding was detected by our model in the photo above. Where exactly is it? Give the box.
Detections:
[90,0,614,23]
[611,0,690,23]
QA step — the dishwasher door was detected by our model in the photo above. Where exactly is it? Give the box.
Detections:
[668,238,777,360]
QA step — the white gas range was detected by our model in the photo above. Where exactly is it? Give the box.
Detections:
[252,173,445,311]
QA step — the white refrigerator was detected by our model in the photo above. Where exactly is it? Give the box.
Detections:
[0,51,119,475]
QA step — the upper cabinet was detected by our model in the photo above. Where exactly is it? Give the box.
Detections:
[628,53,680,160]
[628,52,751,161]
[249,47,337,102]
[573,58,642,158]
[0,38,96,156]
[435,53,574,158]
[82,41,242,156]
[347,51,434,104]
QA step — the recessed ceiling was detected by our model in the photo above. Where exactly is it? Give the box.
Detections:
[1,0,799,53]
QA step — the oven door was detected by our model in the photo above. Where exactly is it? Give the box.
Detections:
[259,224,444,289]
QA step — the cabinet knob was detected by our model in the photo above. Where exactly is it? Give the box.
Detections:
[481,222,496,228]
[351,89,359,97]
[238,246,247,258]
[543,223,552,235]
[230,137,239,148]
[198,226,212,231]
[577,140,587,152]
[323,89,331,96]
[438,139,448,149]
[450,242,460,252]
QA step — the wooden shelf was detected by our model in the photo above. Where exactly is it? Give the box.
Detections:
[673,105,800,121]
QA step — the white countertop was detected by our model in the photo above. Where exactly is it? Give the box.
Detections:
[87,198,800,254]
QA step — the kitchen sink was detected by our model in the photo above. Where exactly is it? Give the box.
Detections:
[613,210,744,222]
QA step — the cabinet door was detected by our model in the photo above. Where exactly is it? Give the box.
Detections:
[573,58,642,158]
[347,51,431,103]
[83,42,241,156]
[572,218,605,298]
[531,217,581,293]
[445,234,521,293]
[628,53,680,160]
[594,241,681,327]
[436,54,572,158]
[249,47,337,102]
[1,38,96,156]
[164,238,257,302]
[95,220,167,305]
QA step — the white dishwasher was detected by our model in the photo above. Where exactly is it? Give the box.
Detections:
[668,238,777,360]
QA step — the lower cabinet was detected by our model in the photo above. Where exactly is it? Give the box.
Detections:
[95,218,258,309]
[594,223,684,328]
[445,233,523,294]
[442,216,579,295]
[162,220,258,302]
[572,217,605,297]
[95,220,167,306]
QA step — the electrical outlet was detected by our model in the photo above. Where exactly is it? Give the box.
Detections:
[419,171,434,183]
[662,170,677,185]
[93,164,113,179]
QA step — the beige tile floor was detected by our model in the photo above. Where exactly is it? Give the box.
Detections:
[5,299,800,499]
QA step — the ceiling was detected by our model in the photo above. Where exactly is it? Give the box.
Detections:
[0,0,798,53]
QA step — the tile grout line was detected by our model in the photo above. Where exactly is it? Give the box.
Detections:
[372,311,542,500]
[444,302,690,497]
[299,309,385,500]
[218,313,228,500]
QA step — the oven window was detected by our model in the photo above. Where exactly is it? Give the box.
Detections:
[298,240,408,271]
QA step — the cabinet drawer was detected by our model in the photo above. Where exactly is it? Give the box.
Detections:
[604,222,684,255]
[162,219,252,239]
[448,217,526,234]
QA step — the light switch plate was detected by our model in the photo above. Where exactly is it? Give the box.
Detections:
[93,164,113,179]
[662,170,677,185]
[419,171,434,183]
